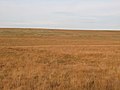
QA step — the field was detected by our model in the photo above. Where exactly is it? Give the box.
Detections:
[0,28,120,90]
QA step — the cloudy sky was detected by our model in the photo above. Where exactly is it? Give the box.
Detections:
[0,0,120,30]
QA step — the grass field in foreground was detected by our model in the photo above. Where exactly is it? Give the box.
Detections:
[0,28,120,90]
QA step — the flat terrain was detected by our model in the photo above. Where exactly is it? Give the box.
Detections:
[0,28,120,90]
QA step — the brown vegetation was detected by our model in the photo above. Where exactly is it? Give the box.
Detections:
[0,28,120,90]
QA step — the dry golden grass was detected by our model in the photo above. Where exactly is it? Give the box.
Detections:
[0,28,120,90]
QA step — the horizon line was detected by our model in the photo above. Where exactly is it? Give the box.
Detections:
[0,27,120,31]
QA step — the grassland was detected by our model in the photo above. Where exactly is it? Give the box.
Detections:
[0,28,120,90]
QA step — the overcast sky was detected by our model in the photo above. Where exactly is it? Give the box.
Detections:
[0,0,120,30]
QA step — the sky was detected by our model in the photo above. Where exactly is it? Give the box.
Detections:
[0,0,120,30]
